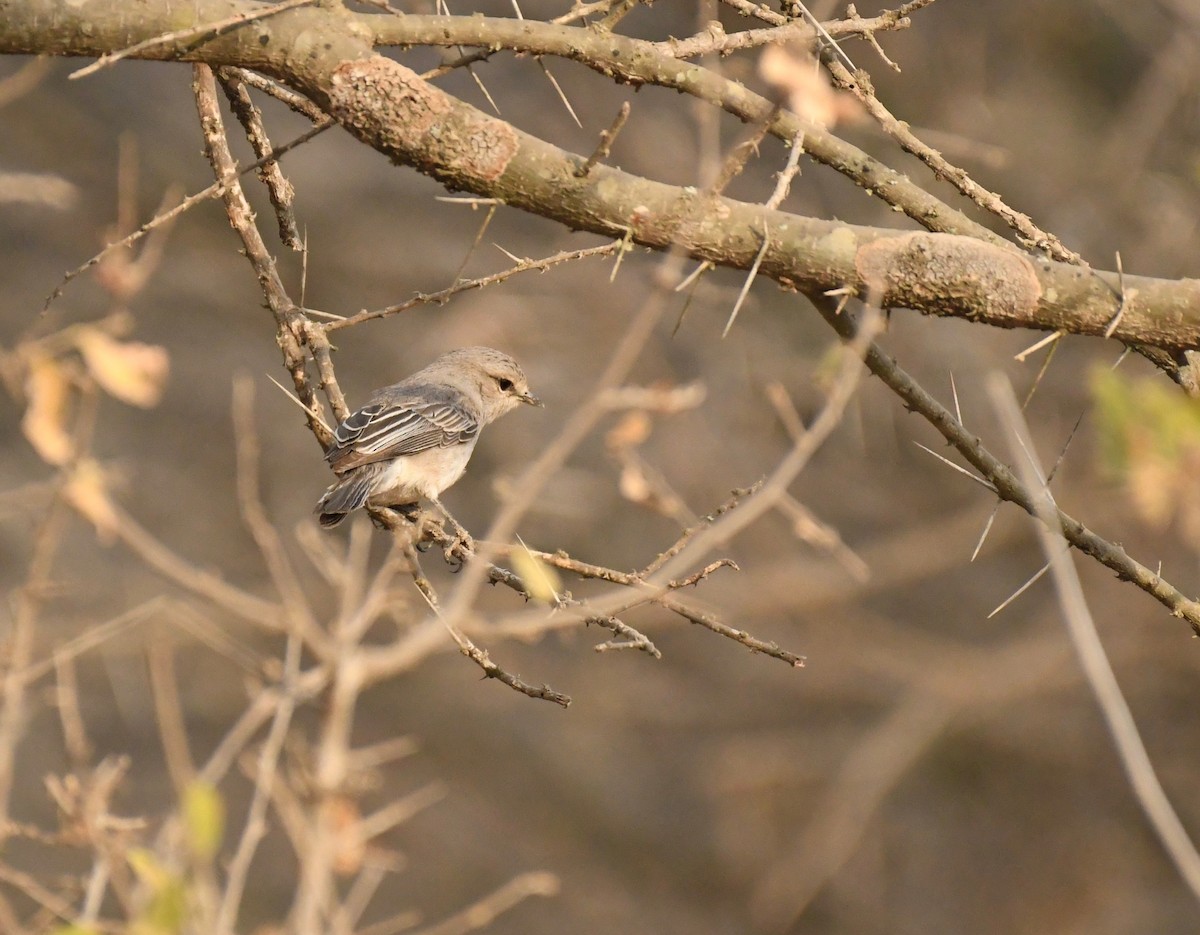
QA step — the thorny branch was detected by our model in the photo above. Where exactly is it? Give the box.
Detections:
[813,296,1200,633]
[10,4,1200,352]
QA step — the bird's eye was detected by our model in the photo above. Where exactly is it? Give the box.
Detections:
[497,378,514,392]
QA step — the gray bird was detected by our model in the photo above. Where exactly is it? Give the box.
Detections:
[315,347,539,528]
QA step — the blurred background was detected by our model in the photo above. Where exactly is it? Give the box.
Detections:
[5,0,1200,932]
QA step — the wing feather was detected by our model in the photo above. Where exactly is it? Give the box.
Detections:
[324,387,479,473]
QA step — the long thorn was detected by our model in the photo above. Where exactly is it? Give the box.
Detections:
[987,560,1052,618]
[913,442,997,492]
[722,223,770,338]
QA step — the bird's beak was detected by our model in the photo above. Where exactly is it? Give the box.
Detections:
[520,392,543,408]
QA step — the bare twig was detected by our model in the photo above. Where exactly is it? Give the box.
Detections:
[812,295,1200,632]
[576,101,632,178]
[192,64,331,448]
[327,242,619,331]
[402,873,560,935]
[214,633,302,935]
[406,543,571,707]
[218,69,302,249]
[43,120,331,313]
[219,67,328,122]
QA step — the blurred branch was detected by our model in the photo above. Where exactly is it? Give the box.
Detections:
[390,872,559,935]
[989,374,1200,904]
[0,55,51,109]
[214,632,302,935]
[751,690,951,930]
[0,484,71,845]
[108,502,283,627]
[232,377,331,657]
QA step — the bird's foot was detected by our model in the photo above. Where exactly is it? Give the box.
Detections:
[428,498,474,569]
[442,529,475,571]
[414,511,446,552]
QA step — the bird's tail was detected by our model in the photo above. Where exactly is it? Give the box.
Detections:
[315,467,379,528]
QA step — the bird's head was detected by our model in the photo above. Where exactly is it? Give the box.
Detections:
[447,346,541,422]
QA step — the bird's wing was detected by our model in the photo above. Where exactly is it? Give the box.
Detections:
[324,387,479,473]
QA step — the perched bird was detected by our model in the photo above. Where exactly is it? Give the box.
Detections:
[315,347,539,528]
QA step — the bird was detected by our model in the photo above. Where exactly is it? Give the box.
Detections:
[315,346,540,528]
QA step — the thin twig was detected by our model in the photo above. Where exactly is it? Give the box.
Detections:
[219,67,328,122]
[192,64,331,447]
[812,295,1200,633]
[576,101,632,177]
[1104,251,1139,339]
[327,242,618,331]
[404,873,561,935]
[214,632,302,935]
[406,544,571,707]
[218,69,302,249]
[44,120,332,313]
[765,132,805,209]
[449,203,497,284]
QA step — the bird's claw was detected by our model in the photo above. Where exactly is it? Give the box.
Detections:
[412,512,444,552]
[443,530,474,570]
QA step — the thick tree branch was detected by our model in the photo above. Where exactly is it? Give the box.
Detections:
[359,13,1003,245]
[298,53,1200,351]
[4,2,1200,351]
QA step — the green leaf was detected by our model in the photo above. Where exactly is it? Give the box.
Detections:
[126,849,187,934]
[183,781,224,861]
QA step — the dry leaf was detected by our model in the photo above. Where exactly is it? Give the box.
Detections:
[76,327,169,408]
[618,460,652,504]
[21,354,74,465]
[323,796,365,877]
[65,459,119,543]
[606,411,652,452]
[511,545,562,604]
[759,45,863,127]
[618,457,687,519]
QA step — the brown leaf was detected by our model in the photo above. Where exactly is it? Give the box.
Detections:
[76,327,169,408]
[324,796,366,877]
[617,456,687,519]
[759,45,863,128]
[65,459,119,543]
[21,354,74,465]
[618,459,652,504]
[606,411,652,452]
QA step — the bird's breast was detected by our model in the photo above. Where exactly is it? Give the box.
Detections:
[375,441,476,502]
